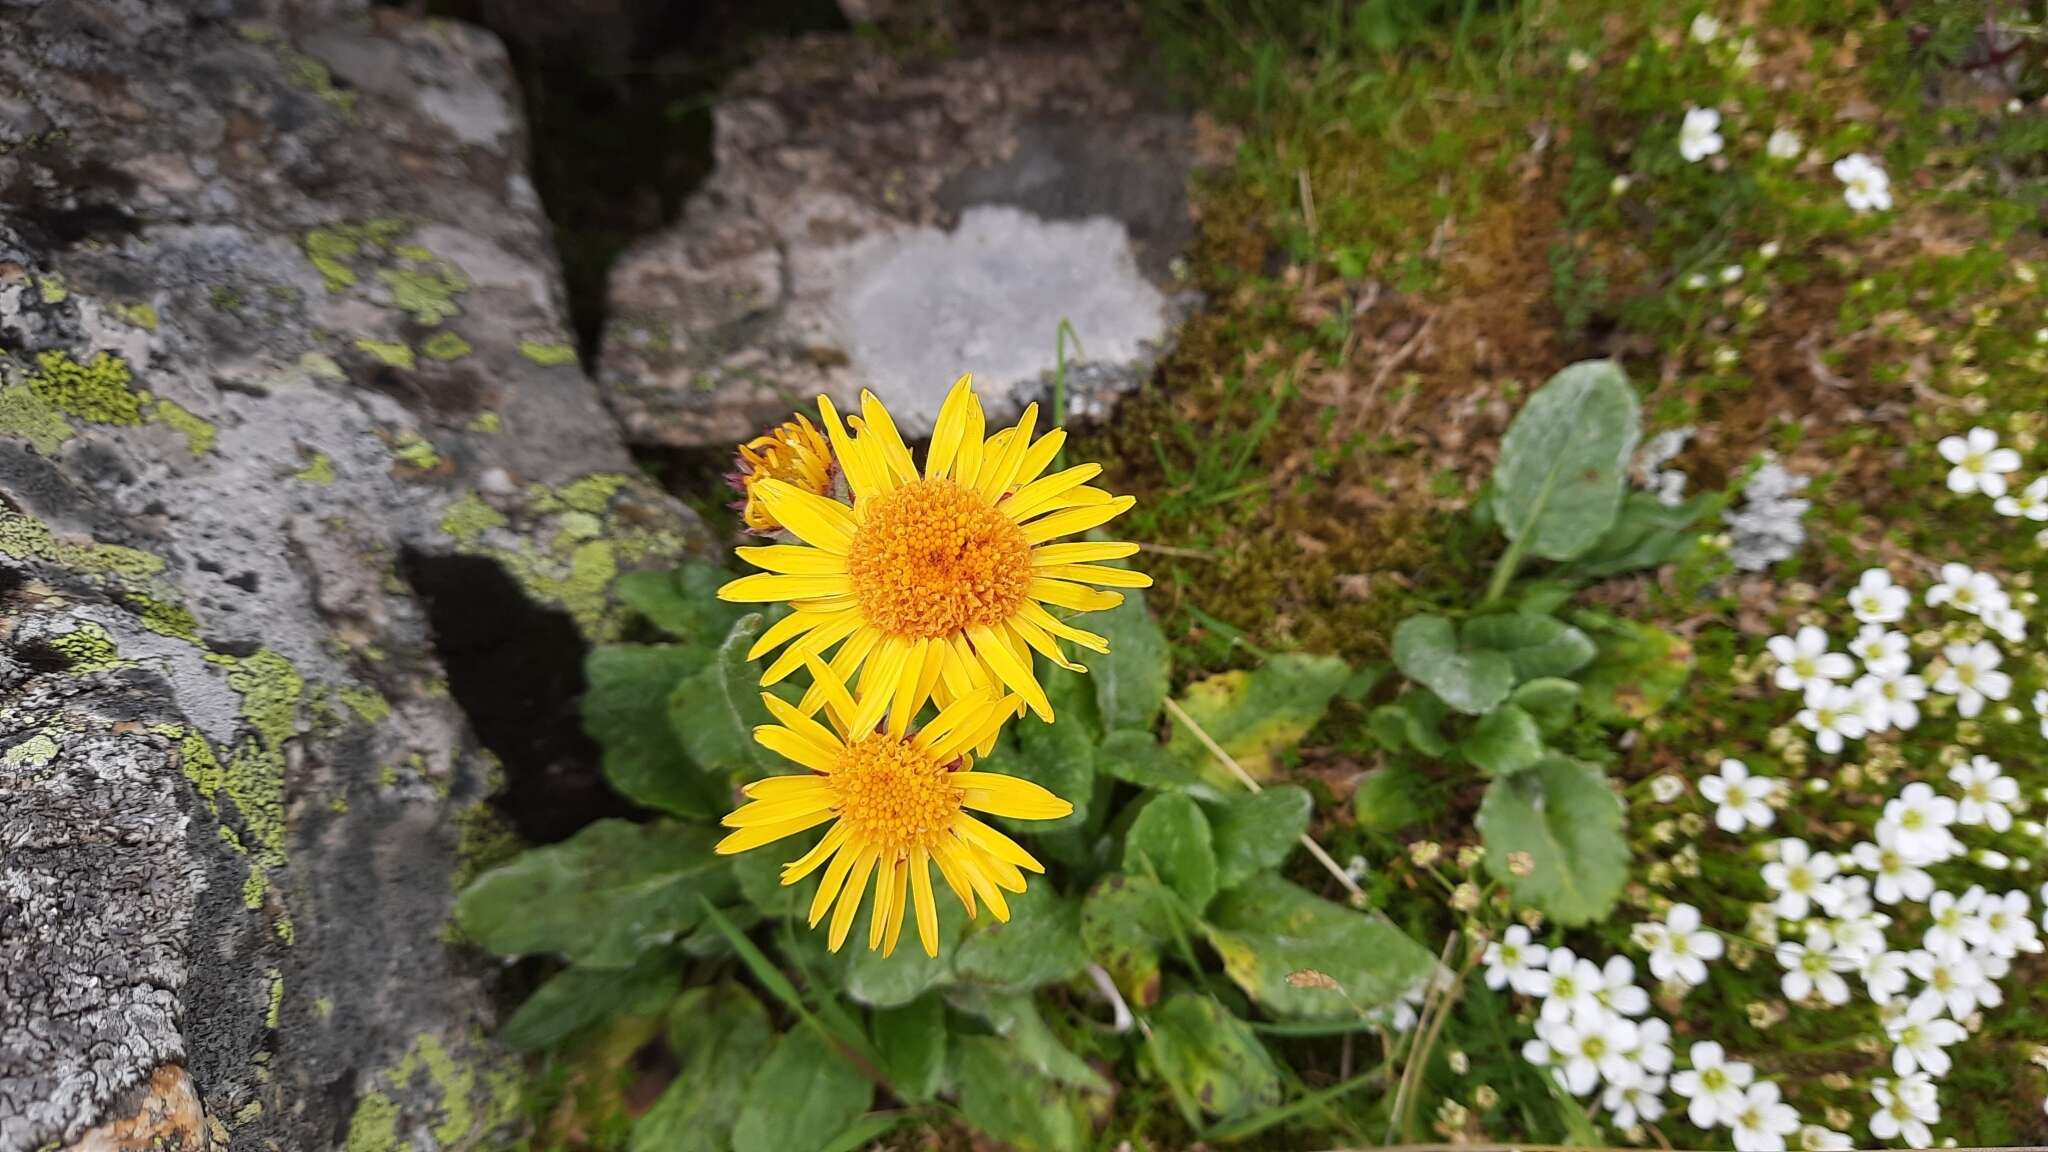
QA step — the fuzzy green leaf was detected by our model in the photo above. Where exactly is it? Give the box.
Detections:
[1123,793,1219,911]
[502,958,678,1052]
[631,982,773,1152]
[844,896,967,1008]
[584,644,722,817]
[1089,588,1169,731]
[869,993,947,1103]
[1491,359,1641,561]
[1202,874,1435,1020]
[1510,677,1582,735]
[1096,728,1227,800]
[1079,873,1174,1009]
[953,884,1089,991]
[1459,704,1545,778]
[1460,614,1597,681]
[1166,653,1352,781]
[1391,615,1514,716]
[669,613,775,776]
[731,1029,873,1152]
[951,1037,1088,1152]
[1148,993,1284,1123]
[1577,617,1694,725]
[1205,787,1312,889]
[1476,755,1628,926]
[616,563,744,641]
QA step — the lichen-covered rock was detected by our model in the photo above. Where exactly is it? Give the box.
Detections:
[597,33,1198,449]
[0,3,705,1150]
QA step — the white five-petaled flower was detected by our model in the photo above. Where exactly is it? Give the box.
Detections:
[1796,682,1867,754]
[1852,823,1936,905]
[1702,758,1777,833]
[1949,756,2018,832]
[1925,562,2009,617]
[1763,839,1839,921]
[1833,152,1892,212]
[1854,668,1926,733]
[1681,106,1725,162]
[1768,625,1854,692]
[1976,890,2041,957]
[1639,903,1723,987]
[1849,623,1911,676]
[1689,12,1721,43]
[1797,1123,1853,1151]
[1593,954,1650,1017]
[1884,994,1965,1077]
[1994,475,2048,520]
[1923,889,1983,960]
[1869,1074,1939,1148]
[1729,1081,1801,1152]
[1484,924,1553,995]
[2035,689,2048,740]
[1541,1012,1644,1095]
[1848,569,1911,624]
[1905,948,1996,1020]
[1539,951,1602,1024]
[1672,1041,1755,1129]
[1776,937,1854,1005]
[1603,1076,1668,1129]
[1860,947,1911,1004]
[1882,784,1961,866]
[1934,640,2010,718]
[1937,426,2022,498]
[1766,128,1803,161]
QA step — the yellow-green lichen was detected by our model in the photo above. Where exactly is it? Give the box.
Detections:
[115,301,160,331]
[51,622,126,673]
[451,800,520,894]
[168,652,302,911]
[301,351,347,380]
[131,593,201,642]
[345,1091,398,1152]
[294,452,337,485]
[391,430,441,470]
[233,1100,264,1126]
[421,331,472,361]
[345,1033,521,1152]
[464,410,500,434]
[2,734,59,769]
[355,339,415,370]
[280,47,357,113]
[36,274,67,304]
[26,351,145,425]
[266,969,285,1028]
[517,340,577,367]
[438,492,507,544]
[315,995,334,1020]
[152,398,217,456]
[339,686,391,724]
[377,263,467,326]
[0,506,167,581]
[0,382,74,454]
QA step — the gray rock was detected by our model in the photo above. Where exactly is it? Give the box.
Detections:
[598,34,1197,449]
[0,3,705,1150]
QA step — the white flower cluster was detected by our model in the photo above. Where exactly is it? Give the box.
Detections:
[1940,426,2048,547]
[1723,455,1811,571]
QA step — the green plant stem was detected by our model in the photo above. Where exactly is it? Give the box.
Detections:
[1483,534,1527,605]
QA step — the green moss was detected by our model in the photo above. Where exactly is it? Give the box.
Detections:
[451,800,520,893]
[377,264,467,326]
[295,452,337,485]
[421,331,473,361]
[355,339,415,370]
[339,686,391,724]
[2,734,59,769]
[0,382,75,454]
[51,622,126,673]
[439,492,507,543]
[151,398,217,456]
[27,351,145,425]
[392,431,441,470]
[517,340,578,367]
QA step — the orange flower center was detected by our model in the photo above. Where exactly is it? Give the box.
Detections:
[830,732,961,857]
[846,479,1032,639]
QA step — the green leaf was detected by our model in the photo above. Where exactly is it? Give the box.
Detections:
[1352,762,1432,833]
[845,896,967,1008]
[1089,588,1169,731]
[1122,793,1218,911]
[1202,874,1435,1020]
[1510,677,1582,735]
[869,993,947,1102]
[1147,993,1284,1123]
[1576,617,1694,725]
[631,982,773,1152]
[584,644,722,817]
[1096,728,1226,800]
[732,843,803,917]
[1459,704,1545,778]
[1476,755,1628,926]
[455,820,732,967]
[731,1029,873,1152]
[1398,689,1452,755]
[1461,614,1597,681]
[1079,873,1174,1008]
[1204,787,1311,890]
[950,992,1108,1092]
[616,563,744,641]
[1491,359,1641,561]
[669,613,775,776]
[1557,490,1717,580]
[502,958,678,1052]
[1166,653,1352,781]
[1391,615,1513,716]
[953,884,1089,991]
[951,1036,1088,1152]
[983,716,1093,834]
[1367,704,1410,751]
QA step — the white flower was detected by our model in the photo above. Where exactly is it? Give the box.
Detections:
[1766,128,1803,161]
[1847,623,1908,675]
[1933,640,2010,718]
[1702,758,1777,833]
[1681,106,1725,162]
[1630,1016,1676,1075]
[1759,240,1781,260]
[1594,954,1650,1017]
[1539,951,1602,1024]
[1604,1076,1668,1128]
[1777,930,1853,1005]
[1650,774,1687,804]
[1763,839,1840,921]
[1869,1075,1939,1148]
[1566,48,1593,73]
[1854,670,1925,734]
[1849,569,1911,624]
[1641,903,1723,986]
[1937,427,2022,498]
[1721,264,1744,284]
[1925,562,2009,616]
[1882,784,1961,866]
[1923,889,1982,960]
[1949,756,2018,832]
[1550,1011,1644,1094]
[1905,948,1995,1020]
[1994,475,2048,520]
[2036,689,2048,740]
[1860,948,1912,1003]
[1768,625,1854,692]
[1729,1081,1801,1152]
[1833,152,1892,212]
[1982,603,2029,645]
[1796,682,1867,754]
[1797,1123,1853,1151]
[1484,924,1553,995]
[1978,890,2041,957]
[1885,995,1965,1077]
[1690,12,1721,43]
[1852,823,1936,904]
[1672,1041,1755,1129]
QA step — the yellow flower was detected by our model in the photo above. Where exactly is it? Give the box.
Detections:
[733,414,836,535]
[715,670,1072,957]
[718,375,1150,734]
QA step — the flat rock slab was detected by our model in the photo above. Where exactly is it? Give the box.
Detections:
[598,35,1197,449]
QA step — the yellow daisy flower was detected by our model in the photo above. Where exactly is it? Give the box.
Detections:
[714,671,1073,957]
[718,374,1151,734]
[732,413,835,535]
